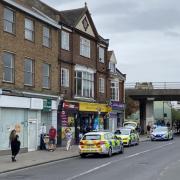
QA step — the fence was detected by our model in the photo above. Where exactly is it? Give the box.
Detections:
[125,82,180,89]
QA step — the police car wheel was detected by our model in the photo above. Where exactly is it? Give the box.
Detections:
[119,146,124,154]
[80,154,86,158]
[108,147,112,157]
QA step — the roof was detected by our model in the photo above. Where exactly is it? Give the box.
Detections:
[84,131,111,135]
[2,0,61,29]
[116,68,126,80]
[60,7,86,27]
[98,35,109,45]
[107,51,113,62]
[59,6,108,43]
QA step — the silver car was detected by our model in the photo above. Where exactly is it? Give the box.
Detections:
[151,126,173,141]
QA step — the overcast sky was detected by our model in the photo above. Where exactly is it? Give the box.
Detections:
[42,0,180,83]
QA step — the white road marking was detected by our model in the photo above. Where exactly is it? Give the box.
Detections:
[65,162,111,180]
[65,142,175,180]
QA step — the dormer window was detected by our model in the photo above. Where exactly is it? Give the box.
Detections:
[99,47,104,63]
[109,62,116,73]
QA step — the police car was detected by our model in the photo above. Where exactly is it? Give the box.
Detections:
[79,131,124,158]
[115,128,139,146]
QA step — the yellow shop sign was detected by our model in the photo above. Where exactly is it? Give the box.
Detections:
[79,102,111,112]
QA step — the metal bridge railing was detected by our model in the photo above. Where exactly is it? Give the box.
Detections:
[125,82,180,89]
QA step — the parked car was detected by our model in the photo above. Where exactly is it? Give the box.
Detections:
[123,121,138,130]
[150,126,173,141]
[79,131,124,158]
[114,128,139,146]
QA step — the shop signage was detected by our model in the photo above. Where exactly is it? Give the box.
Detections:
[63,101,79,111]
[79,102,111,112]
[60,111,68,127]
[111,101,125,111]
[43,98,52,112]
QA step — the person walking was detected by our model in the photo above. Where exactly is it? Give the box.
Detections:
[48,126,57,151]
[9,129,21,162]
[147,124,151,138]
[65,128,73,151]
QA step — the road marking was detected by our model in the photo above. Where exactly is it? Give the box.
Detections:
[65,162,111,180]
[65,142,175,180]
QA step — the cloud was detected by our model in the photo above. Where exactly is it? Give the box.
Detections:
[41,0,180,82]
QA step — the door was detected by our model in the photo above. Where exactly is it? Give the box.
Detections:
[28,119,37,151]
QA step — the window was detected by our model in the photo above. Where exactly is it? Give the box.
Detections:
[99,47,104,63]
[43,26,51,47]
[24,58,34,86]
[3,8,15,34]
[80,37,90,58]
[111,81,119,101]
[75,71,94,98]
[2,52,14,82]
[99,78,105,93]
[61,68,69,87]
[42,63,50,88]
[61,31,69,50]
[25,18,34,41]
[109,62,116,73]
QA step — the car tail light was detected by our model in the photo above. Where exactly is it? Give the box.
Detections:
[80,141,84,145]
[100,141,106,145]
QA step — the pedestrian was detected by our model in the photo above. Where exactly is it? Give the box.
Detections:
[9,129,21,162]
[166,121,170,128]
[48,126,57,151]
[147,124,151,138]
[65,128,73,151]
[40,123,47,150]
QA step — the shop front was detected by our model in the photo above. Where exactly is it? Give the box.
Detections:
[78,102,111,133]
[0,94,58,154]
[109,101,125,132]
[57,101,111,146]
[57,101,79,146]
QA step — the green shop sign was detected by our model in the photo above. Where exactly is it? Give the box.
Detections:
[43,99,52,112]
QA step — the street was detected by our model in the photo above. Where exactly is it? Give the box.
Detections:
[1,137,180,180]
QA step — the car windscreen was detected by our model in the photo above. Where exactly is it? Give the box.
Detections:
[120,129,131,135]
[82,135,101,140]
[124,123,136,128]
[115,129,130,135]
[153,127,168,133]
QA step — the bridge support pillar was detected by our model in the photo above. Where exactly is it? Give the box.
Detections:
[139,99,154,134]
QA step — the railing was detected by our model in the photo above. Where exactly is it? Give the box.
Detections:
[125,82,180,89]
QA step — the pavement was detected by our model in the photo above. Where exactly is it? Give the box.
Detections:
[0,135,149,174]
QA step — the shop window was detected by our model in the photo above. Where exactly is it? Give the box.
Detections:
[80,36,90,58]
[61,31,69,50]
[75,71,94,98]
[24,58,34,86]
[25,18,34,41]
[43,26,51,48]
[99,47,104,63]
[42,63,50,89]
[99,78,105,93]
[61,68,69,87]
[3,7,15,34]
[111,80,119,101]
[2,51,14,83]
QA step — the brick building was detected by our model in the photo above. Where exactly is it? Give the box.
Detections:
[0,0,126,152]
[0,0,61,153]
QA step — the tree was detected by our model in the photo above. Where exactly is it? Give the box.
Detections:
[172,108,180,122]
[125,95,139,118]
[172,108,180,133]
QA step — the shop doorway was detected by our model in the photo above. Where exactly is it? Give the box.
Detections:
[28,119,37,151]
